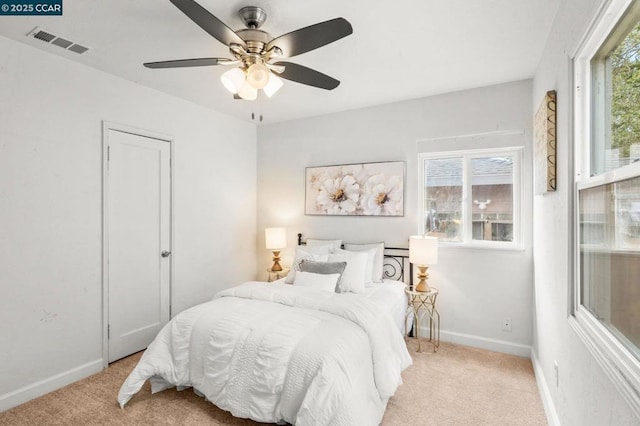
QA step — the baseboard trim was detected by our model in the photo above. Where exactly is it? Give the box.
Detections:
[429,328,532,357]
[531,349,561,426]
[0,359,104,412]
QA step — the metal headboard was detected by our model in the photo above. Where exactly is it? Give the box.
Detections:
[297,233,412,285]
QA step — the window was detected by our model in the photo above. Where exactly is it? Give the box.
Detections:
[419,148,522,248]
[580,175,640,358]
[574,0,640,411]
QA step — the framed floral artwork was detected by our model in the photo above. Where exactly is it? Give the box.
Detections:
[305,161,405,216]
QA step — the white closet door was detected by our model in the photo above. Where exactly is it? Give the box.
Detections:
[106,129,171,363]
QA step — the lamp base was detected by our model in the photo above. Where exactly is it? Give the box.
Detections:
[270,250,282,272]
[415,265,431,292]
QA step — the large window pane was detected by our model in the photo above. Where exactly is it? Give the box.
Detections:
[424,157,463,242]
[592,20,640,175]
[580,175,640,359]
[574,0,640,408]
[471,156,514,242]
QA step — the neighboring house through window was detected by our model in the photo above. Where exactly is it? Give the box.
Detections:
[419,147,522,249]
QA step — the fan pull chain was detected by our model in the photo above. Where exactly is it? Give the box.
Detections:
[250,93,264,122]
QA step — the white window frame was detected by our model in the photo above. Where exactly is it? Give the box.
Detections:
[418,147,523,249]
[572,0,640,416]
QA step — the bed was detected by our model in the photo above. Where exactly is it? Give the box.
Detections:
[117,236,412,425]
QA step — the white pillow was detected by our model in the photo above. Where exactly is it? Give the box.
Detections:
[285,245,332,284]
[334,247,376,286]
[293,271,341,292]
[306,238,342,253]
[344,243,385,283]
[327,250,368,293]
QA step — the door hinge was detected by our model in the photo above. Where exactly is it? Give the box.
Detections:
[107,324,110,339]
[107,145,110,162]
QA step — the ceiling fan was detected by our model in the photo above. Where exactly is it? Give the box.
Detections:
[144,0,353,100]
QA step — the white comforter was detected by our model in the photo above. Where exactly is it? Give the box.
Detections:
[118,282,412,425]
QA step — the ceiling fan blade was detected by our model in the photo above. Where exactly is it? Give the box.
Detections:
[267,18,352,58]
[273,61,340,90]
[170,0,246,47]
[144,58,230,68]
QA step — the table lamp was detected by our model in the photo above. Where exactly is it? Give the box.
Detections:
[265,227,287,272]
[409,235,438,292]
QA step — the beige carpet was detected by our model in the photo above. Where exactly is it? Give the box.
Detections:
[0,339,547,425]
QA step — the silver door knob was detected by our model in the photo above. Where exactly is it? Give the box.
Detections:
[161,251,171,258]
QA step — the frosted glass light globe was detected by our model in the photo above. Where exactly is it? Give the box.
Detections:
[263,74,284,98]
[246,63,270,89]
[237,82,258,100]
[220,68,245,94]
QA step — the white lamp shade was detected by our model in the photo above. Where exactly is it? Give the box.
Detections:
[265,227,287,249]
[263,74,284,98]
[247,63,270,89]
[220,68,246,94]
[409,235,438,265]
[237,82,258,100]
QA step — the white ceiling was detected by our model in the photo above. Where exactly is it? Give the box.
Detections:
[0,0,559,124]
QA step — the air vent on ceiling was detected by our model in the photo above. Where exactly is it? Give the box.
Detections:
[51,37,72,49]
[27,27,90,55]
[68,44,89,54]
[33,29,55,42]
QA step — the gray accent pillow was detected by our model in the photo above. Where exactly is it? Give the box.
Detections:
[299,260,347,292]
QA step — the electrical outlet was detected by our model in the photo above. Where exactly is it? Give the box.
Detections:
[554,360,559,388]
[502,317,512,332]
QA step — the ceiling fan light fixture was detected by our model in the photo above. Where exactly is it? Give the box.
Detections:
[221,68,246,94]
[237,82,258,100]
[246,62,270,89]
[146,1,353,103]
[263,73,284,98]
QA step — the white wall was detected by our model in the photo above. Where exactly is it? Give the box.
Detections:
[0,36,257,410]
[257,80,534,356]
[532,0,639,424]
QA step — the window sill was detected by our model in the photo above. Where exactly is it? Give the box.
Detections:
[569,310,640,418]
[437,242,526,252]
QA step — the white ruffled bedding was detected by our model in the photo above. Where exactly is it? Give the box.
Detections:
[361,279,410,334]
[117,282,412,425]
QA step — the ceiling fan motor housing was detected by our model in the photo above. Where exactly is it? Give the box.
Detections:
[239,6,267,29]
[236,29,270,52]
